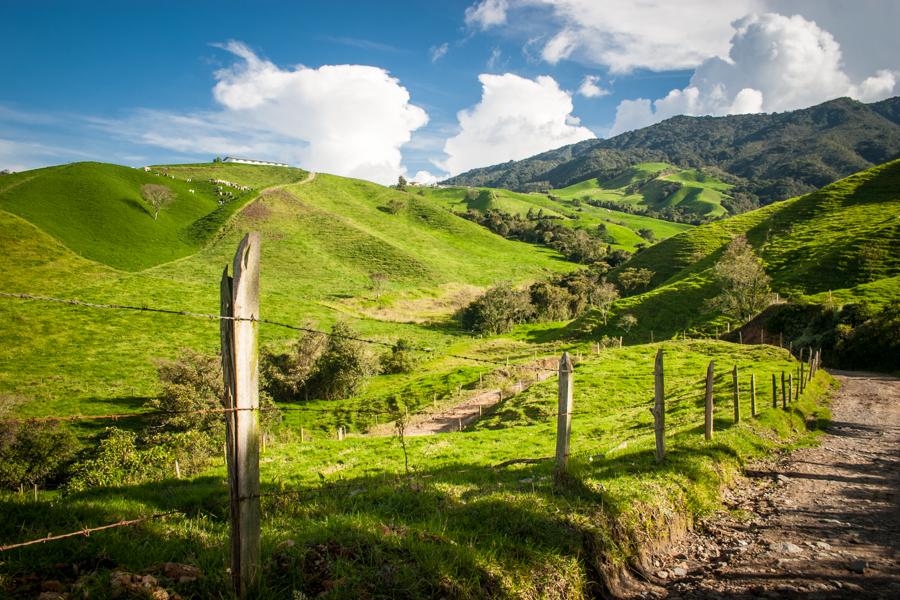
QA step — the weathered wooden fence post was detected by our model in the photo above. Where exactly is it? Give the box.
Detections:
[781,371,787,409]
[652,349,665,462]
[732,365,740,423]
[555,352,574,476]
[704,361,715,440]
[221,232,261,599]
[788,373,793,404]
[772,373,777,408]
[738,330,743,345]
[750,373,757,417]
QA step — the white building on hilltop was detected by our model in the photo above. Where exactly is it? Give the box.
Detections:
[223,157,291,168]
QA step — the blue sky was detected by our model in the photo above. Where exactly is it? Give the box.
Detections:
[2,1,898,183]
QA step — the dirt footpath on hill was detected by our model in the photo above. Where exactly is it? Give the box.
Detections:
[646,370,900,599]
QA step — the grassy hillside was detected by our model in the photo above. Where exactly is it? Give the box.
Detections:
[445,96,900,209]
[0,162,307,270]
[569,159,900,341]
[0,165,576,420]
[0,341,833,598]
[417,184,691,251]
[551,162,731,218]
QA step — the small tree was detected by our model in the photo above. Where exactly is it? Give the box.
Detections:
[618,267,654,295]
[369,272,389,299]
[593,280,620,325]
[397,175,408,191]
[708,235,772,321]
[618,313,638,333]
[140,184,176,220]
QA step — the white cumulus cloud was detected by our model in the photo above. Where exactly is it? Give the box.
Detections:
[439,73,595,175]
[112,41,428,185]
[410,170,442,185]
[465,0,509,30]
[609,13,899,135]
[577,75,609,98]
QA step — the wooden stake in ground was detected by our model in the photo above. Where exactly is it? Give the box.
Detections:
[738,330,743,345]
[555,352,574,475]
[772,373,777,409]
[788,373,794,404]
[750,373,757,417]
[799,349,806,394]
[732,365,741,423]
[652,348,665,462]
[781,371,787,409]
[705,360,715,440]
[220,232,261,600]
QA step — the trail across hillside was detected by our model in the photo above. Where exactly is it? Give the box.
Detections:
[365,358,557,437]
[650,371,900,598]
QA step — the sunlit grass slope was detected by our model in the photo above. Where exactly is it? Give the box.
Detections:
[552,162,731,218]
[569,159,900,341]
[417,184,691,251]
[0,162,307,270]
[0,341,834,598]
[0,166,575,419]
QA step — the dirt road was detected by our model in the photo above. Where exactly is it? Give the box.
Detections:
[652,370,900,598]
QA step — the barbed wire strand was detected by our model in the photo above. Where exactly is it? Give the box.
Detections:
[0,511,180,553]
[0,292,559,373]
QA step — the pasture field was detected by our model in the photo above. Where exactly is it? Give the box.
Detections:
[0,340,834,598]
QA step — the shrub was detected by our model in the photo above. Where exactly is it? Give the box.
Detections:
[459,284,534,334]
[309,322,377,400]
[381,339,418,374]
[149,349,225,433]
[65,428,171,493]
[0,421,78,490]
[260,329,326,401]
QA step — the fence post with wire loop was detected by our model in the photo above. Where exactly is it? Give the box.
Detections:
[651,348,665,462]
[555,352,574,477]
[221,232,261,599]
[732,364,740,423]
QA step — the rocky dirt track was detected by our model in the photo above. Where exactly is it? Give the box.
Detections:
[648,370,900,599]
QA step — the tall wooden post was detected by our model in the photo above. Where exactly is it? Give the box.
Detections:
[652,349,665,462]
[221,233,261,600]
[738,330,743,345]
[750,373,757,417]
[555,352,574,475]
[704,361,715,440]
[779,332,783,348]
[781,371,787,409]
[732,365,740,423]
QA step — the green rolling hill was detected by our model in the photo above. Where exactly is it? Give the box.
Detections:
[416,183,692,251]
[445,96,900,212]
[551,161,731,218]
[0,162,308,270]
[0,163,576,420]
[567,159,900,342]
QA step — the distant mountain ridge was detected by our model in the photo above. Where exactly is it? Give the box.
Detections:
[445,96,900,210]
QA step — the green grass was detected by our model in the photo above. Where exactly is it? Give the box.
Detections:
[551,162,731,218]
[567,159,900,342]
[0,167,576,421]
[0,341,834,598]
[0,162,307,270]
[417,184,691,252]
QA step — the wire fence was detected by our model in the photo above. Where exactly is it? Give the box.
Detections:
[0,274,820,583]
